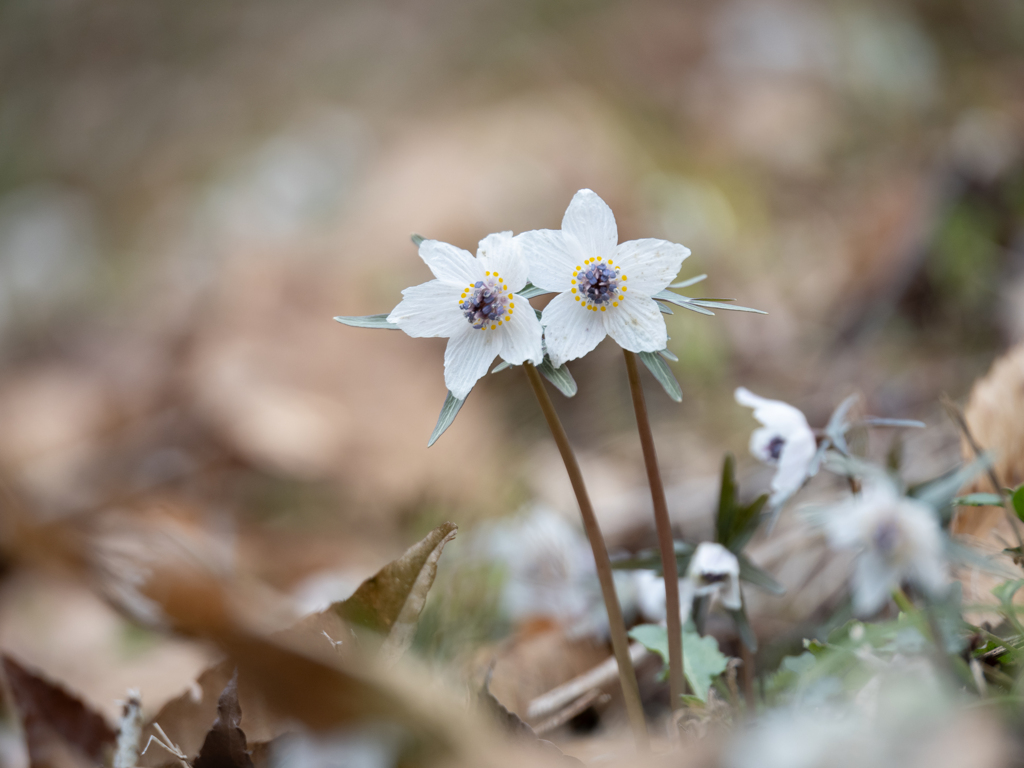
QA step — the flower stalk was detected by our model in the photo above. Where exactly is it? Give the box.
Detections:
[523,362,648,749]
[623,350,687,711]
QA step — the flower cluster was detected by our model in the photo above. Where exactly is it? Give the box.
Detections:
[344,189,695,402]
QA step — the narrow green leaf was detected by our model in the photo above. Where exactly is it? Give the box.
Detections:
[715,454,738,546]
[954,493,1005,507]
[861,417,926,429]
[638,351,683,403]
[658,302,675,315]
[670,274,708,289]
[686,300,766,315]
[611,541,694,573]
[334,314,399,330]
[537,357,577,397]
[738,553,785,595]
[658,348,679,362]
[517,283,552,299]
[912,455,992,510]
[628,624,728,702]
[727,494,769,552]
[1013,486,1024,522]
[728,602,758,652]
[427,391,465,447]
[410,233,425,246]
[654,290,715,316]
[491,361,512,374]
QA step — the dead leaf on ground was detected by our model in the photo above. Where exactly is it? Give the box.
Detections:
[2,654,116,768]
[193,671,254,768]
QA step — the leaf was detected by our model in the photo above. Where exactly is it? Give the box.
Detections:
[491,360,512,373]
[478,670,535,739]
[2,655,117,765]
[638,351,682,403]
[411,233,425,246]
[658,348,679,362]
[658,302,674,315]
[824,393,861,454]
[518,283,553,299]
[333,314,399,330]
[860,417,926,429]
[193,672,254,768]
[715,453,738,547]
[685,300,766,314]
[954,493,1005,507]
[653,290,714,316]
[728,602,758,652]
[670,274,707,289]
[334,522,458,663]
[1014,486,1024,522]
[737,553,785,595]
[911,455,992,510]
[537,357,577,397]
[428,391,465,447]
[628,624,728,702]
[611,541,694,573]
[728,494,768,552]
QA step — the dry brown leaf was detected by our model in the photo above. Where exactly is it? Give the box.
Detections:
[2,654,116,768]
[193,672,254,768]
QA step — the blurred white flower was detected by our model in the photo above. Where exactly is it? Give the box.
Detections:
[387,233,543,398]
[516,189,690,367]
[682,542,742,618]
[824,483,947,616]
[735,387,817,506]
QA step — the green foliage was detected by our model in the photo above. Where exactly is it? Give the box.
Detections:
[638,350,683,402]
[1013,486,1024,522]
[715,453,770,553]
[428,391,465,447]
[333,314,400,329]
[629,623,728,703]
[537,357,577,397]
[954,492,1004,506]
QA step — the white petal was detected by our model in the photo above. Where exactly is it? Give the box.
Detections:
[601,293,667,353]
[562,189,618,263]
[443,328,500,399]
[515,229,576,292]
[386,280,466,338]
[722,576,742,611]
[852,552,898,617]
[477,231,529,292]
[540,290,607,367]
[419,240,481,286]
[735,387,810,434]
[498,299,544,365]
[678,579,697,623]
[614,238,690,295]
[769,428,817,505]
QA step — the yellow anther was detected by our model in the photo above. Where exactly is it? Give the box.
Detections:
[608,260,613,265]
[622,275,627,280]
[493,271,499,275]
[571,288,577,293]
[509,302,515,308]
[498,320,503,325]
[575,296,580,301]
[613,302,619,307]
[596,256,602,261]
[622,286,628,291]
[600,306,606,311]
[490,324,496,330]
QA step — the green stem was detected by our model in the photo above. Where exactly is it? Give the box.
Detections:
[623,350,687,711]
[523,363,649,750]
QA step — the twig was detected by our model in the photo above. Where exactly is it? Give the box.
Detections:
[113,690,143,768]
[523,363,649,750]
[623,350,687,710]
[533,688,610,736]
[526,641,651,722]
[940,395,1024,553]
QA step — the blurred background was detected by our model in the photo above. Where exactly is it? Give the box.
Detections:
[0,0,1023,752]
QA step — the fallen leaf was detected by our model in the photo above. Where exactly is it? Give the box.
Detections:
[194,672,254,768]
[2,655,116,768]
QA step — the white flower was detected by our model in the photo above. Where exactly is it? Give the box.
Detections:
[386,232,543,399]
[680,542,742,619]
[824,483,948,616]
[516,189,690,367]
[735,387,818,506]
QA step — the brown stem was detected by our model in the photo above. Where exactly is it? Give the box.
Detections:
[623,350,687,711]
[523,363,649,750]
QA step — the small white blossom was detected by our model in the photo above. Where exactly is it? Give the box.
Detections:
[516,189,690,367]
[824,483,948,616]
[387,233,543,399]
[735,387,818,506]
[681,542,742,619]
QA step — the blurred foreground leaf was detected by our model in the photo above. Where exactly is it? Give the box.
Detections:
[1014,486,1024,521]
[954,493,1005,506]
[537,357,577,397]
[193,672,254,768]
[628,624,728,702]
[638,350,682,402]
[2,655,116,766]
[333,314,400,330]
[334,521,458,663]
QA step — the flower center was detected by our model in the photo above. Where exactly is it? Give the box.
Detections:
[768,436,786,461]
[872,518,903,558]
[699,571,729,586]
[570,257,628,312]
[459,271,514,331]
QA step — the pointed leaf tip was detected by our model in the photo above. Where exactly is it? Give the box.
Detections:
[428,391,465,446]
[410,233,425,246]
[538,357,577,397]
[638,351,683,402]
[335,314,400,330]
